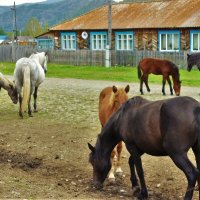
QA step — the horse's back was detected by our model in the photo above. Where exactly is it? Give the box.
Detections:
[139,58,175,75]
[118,96,200,155]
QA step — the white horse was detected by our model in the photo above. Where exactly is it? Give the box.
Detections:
[0,72,18,104]
[14,52,48,118]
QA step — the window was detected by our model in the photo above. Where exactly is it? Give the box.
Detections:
[61,32,76,50]
[90,32,107,50]
[37,39,54,50]
[115,31,134,50]
[190,30,200,52]
[159,31,180,52]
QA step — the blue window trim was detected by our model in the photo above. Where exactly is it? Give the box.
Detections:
[36,39,54,50]
[158,30,180,52]
[90,31,108,50]
[115,31,134,50]
[61,32,76,50]
[190,30,200,52]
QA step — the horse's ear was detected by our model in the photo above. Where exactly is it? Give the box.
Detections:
[45,51,48,56]
[125,85,130,93]
[88,143,95,153]
[112,85,117,93]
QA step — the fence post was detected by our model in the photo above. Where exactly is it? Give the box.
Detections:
[105,45,110,67]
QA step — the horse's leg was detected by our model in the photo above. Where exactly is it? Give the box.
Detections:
[116,141,123,176]
[143,74,150,93]
[19,94,23,118]
[28,87,34,117]
[139,76,144,95]
[170,153,198,200]
[108,149,116,181]
[162,76,167,95]
[126,144,147,198]
[166,77,173,95]
[128,155,140,196]
[192,142,200,198]
[33,86,38,112]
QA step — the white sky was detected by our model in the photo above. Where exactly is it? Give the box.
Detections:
[0,0,46,6]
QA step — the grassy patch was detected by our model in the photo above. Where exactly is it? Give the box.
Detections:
[0,62,199,86]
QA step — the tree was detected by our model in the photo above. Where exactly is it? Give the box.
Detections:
[23,17,47,37]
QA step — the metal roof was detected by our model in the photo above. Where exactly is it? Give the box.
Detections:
[50,0,200,31]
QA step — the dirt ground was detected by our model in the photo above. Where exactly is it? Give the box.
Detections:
[0,76,200,200]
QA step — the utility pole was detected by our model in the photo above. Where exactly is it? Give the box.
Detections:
[106,0,112,67]
[11,1,17,61]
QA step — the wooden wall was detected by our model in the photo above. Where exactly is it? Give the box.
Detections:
[43,28,191,51]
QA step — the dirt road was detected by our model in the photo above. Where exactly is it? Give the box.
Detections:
[0,77,199,199]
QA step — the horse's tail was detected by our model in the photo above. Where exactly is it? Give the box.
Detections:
[137,62,142,79]
[21,66,30,113]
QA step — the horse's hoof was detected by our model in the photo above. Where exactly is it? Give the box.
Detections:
[116,171,123,177]
[116,168,123,177]
[34,110,38,113]
[108,177,115,183]
[132,185,140,196]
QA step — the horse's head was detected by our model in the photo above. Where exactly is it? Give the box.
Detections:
[88,142,111,188]
[173,80,181,96]
[112,85,130,108]
[7,83,18,104]
[187,54,193,71]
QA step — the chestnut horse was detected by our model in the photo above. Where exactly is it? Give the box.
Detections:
[98,85,130,180]
[138,58,181,96]
[187,52,200,71]
[89,96,200,200]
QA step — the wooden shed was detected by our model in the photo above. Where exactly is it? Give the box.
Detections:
[37,0,200,52]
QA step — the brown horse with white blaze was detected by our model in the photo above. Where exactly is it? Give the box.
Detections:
[138,58,181,96]
[98,85,130,180]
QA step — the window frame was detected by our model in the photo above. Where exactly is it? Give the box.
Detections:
[61,32,76,50]
[36,39,54,50]
[90,31,107,50]
[158,30,180,52]
[115,31,134,50]
[190,30,200,52]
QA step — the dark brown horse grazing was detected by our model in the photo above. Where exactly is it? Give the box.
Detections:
[98,85,129,180]
[187,53,200,71]
[138,58,181,96]
[89,96,200,200]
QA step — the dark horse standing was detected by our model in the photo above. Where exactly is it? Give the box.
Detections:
[138,58,181,96]
[187,52,200,71]
[88,96,200,200]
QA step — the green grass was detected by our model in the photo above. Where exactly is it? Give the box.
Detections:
[0,62,199,87]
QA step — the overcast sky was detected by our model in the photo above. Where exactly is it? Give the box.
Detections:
[0,0,46,6]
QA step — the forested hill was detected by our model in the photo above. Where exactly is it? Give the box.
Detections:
[0,0,166,32]
[0,0,107,32]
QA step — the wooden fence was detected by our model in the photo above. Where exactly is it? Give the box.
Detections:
[0,44,189,68]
